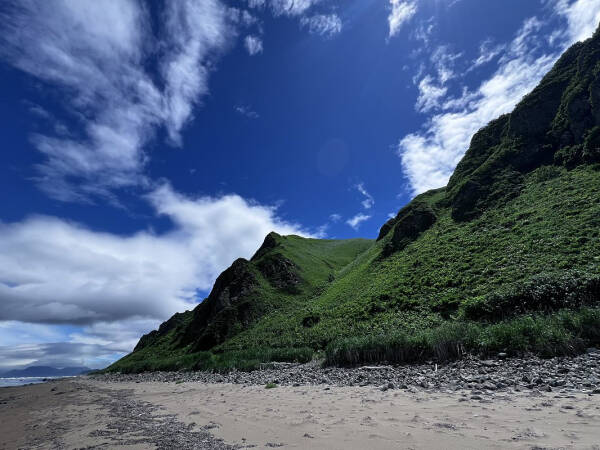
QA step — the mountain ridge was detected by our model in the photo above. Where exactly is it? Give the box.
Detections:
[106,23,600,373]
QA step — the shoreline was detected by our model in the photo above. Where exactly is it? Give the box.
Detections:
[98,349,600,395]
[1,353,600,448]
[2,375,600,449]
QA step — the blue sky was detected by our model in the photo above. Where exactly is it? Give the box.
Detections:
[0,0,599,370]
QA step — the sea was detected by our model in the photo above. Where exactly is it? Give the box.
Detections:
[0,377,58,388]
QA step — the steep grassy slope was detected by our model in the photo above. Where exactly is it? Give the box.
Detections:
[218,165,600,352]
[107,235,373,372]
[107,26,600,373]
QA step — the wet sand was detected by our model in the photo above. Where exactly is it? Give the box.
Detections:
[2,377,600,449]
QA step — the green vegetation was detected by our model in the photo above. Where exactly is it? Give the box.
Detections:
[265,382,278,389]
[325,308,600,366]
[106,346,314,374]
[105,25,600,374]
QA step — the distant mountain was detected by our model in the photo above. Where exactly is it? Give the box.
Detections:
[108,24,600,373]
[2,366,91,378]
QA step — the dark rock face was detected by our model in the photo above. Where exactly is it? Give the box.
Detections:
[381,202,437,256]
[251,232,281,261]
[446,28,600,221]
[377,217,396,241]
[182,258,258,351]
[257,253,301,293]
[134,311,191,352]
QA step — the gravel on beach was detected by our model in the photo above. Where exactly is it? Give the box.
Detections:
[96,348,600,396]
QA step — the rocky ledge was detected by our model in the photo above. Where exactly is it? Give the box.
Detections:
[96,349,600,396]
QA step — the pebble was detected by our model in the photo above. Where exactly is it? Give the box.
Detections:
[94,351,600,395]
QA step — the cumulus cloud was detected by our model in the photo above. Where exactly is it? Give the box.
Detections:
[300,14,342,37]
[346,213,371,230]
[388,0,417,38]
[0,184,311,326]
[0,184,314,367]
[0,0,232,201]
[397,0,600,195]
[244,35,264,55]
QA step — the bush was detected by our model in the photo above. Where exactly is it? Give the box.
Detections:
[460,271,600,321]
[324,308,600,366]
[532,165,562,183]
[479,315,582,357]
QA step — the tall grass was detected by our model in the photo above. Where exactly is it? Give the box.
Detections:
[325,308,600,366]
[105,346,314,374]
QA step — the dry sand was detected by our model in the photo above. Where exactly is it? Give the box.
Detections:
[2,377,600,449]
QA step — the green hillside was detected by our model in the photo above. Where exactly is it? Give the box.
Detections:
[106,25,600,373]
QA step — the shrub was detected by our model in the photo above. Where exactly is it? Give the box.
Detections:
[532,165,562,183]
[324,308,600,366]
[460,271,600,321]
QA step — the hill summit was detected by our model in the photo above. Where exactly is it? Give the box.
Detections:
[108,25,600,373]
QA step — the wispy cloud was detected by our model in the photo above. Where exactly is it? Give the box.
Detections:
[0,0,232,201]
[472,39,506,68]
[346,213,371,230]
[413,19,435,45]
[300,14,342,37]
[552,0,600,44]
[269,0,321,17]
[388,0,417,38]
[397,0,600,195]
[356,183,375,209]
[235,104,260,119]
[244,35,264,55]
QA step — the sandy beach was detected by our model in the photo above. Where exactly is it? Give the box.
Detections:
[2,375,600,449]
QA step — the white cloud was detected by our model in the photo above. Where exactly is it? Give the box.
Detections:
[161,0,232,145]
[269,0,320,17]
[397,1,600,195]
[472,39,506,68]
[329,213,342,222]
[0,0,232,201]
[388,0,417,38]
[413,20,435,45]
[0,184,311,326]
[0,184,314,365]
[346,213,371,230]
[416,76,448,113]
[244,35,264,55]
[300,14,342,37]
[431,46,463,84]
[356,183,375,209]
[552,0,600,44]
